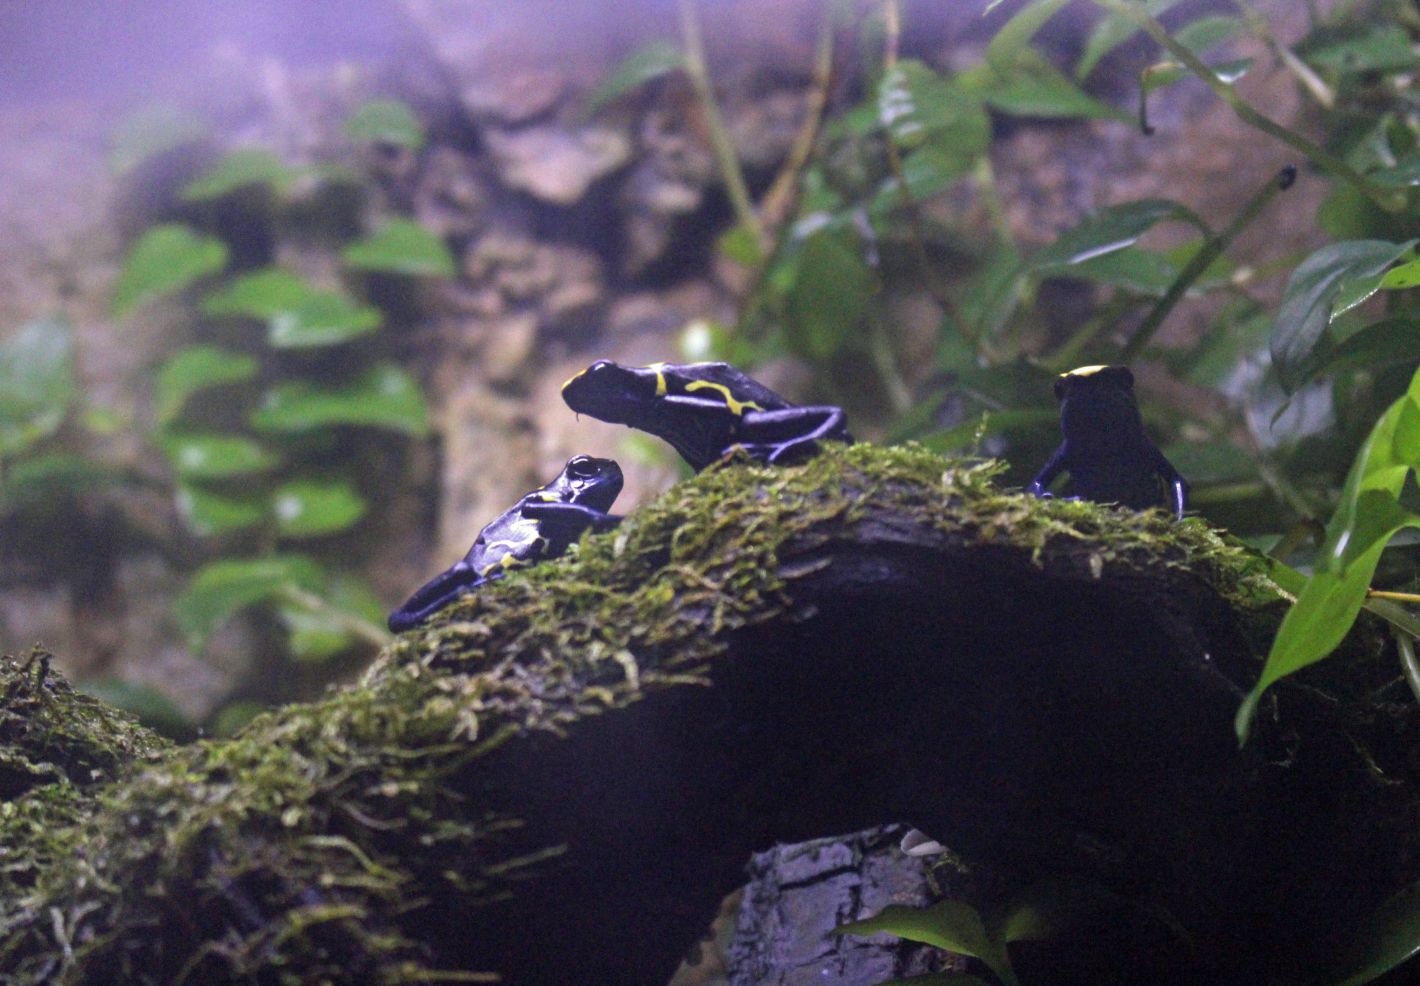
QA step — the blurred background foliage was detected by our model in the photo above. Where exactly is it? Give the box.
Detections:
[2,0,1420,744]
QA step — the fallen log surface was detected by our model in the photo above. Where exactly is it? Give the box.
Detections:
[0,444,1414,985]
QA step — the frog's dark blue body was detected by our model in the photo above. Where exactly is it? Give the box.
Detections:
[1029,365,1188,520]
[561,360,851,472]
[388,455,623,633]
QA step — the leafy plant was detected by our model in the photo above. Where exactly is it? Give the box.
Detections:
[110,96,449,715]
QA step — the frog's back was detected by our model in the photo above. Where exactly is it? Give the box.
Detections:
[684,362,793,410]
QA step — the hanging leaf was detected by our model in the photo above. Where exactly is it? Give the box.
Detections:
[1076,0,1184,80]
[836,900,1018,986]
[969,48,1129,121]
[0,317,76,456]
[203,269,382,348]
[109,104,209,175]
[784,227,875,361]
[1296,24,1420,76]
[344,98,425,150]
[174,482,268,537]
[272,477,367,537]
[1268,239,1415,392]
[112,224,228,318]
[1329,879,1420,986]
[984,0,1071,69]
[2,454,114,507]
[154,345,260,427]
[250,362,430,436]
[174,554,326,651]
[341,219,456,277]
[159,432,279,479]
[1027,199,1199,272]
[586,41,684,114]
[181,148,304,201]
[1380,258,1420,289]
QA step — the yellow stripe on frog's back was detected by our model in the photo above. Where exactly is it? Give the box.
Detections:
[684,379,763,416]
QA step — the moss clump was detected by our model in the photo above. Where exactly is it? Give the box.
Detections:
[0,444,1295,983]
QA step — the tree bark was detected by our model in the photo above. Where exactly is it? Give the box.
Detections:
[0,444,1413,985]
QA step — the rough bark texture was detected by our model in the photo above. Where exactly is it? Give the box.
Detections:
[0,443,1413,985]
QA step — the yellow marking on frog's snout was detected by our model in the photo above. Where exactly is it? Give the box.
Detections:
[1063,365,1111,378]
[685,379,763,417]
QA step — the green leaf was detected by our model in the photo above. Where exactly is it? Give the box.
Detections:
[154,345,260,427]
[1380,258,1420,290]
[174,481,268,537]
[985,0,1071,69]
[109,105,209,175]
[342,219,456,277]
[1028,199,1198,272]
[159,432,279,479]
[3,454,114,507]
[78,679,192,739]
[784,227,875,361]
[209,700,265,738]
[278,574,386,662]
[1238,372,1420,741]
[586,40,684,114]
[972,48,1129,121]
[112,224,228,318]
[1330,880,1420,986]
[174,555,325,652]
[181,148,303,201]
[836,901,1018,986]
[203,269,382,348]
[718,223,764,267]
[272,477,367,537]
[1141,56,1251,95]
[1297,24,1420,76]
[1269,240,1416,392]
[344,98,425,150]
[0,317,76,456]
[250,362,430,436]
[879,60,990,155]
[1076,0,1183,80]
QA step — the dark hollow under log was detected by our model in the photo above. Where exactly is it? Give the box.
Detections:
[0,444,1415,985]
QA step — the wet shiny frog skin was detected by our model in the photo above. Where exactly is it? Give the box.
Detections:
[388,455,623,633]
[561,360,852,472]
[1028,365,1188,520]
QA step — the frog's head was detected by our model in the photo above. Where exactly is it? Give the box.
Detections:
[1054,365,1143,439]
[549,454,624,511]
[562,360,669,426]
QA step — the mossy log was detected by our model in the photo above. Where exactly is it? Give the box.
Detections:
[1,444,1416,985]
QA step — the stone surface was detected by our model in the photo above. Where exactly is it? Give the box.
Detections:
[483,123,632,205]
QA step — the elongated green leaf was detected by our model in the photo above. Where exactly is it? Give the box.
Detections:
[154,345,259,426]
[1331,880,1420,986]
[250,362,429,436]
[586,41,684,114]
[174,482,268,537]
[784,227,874,361]
[159,432,279,479]
[181,148,303,201]
[203,269,382,348]
[1028,199,1197,272]
[974,48,1128,121]
[278,574,386,662]
[0,317,75,456]
[1076,0,1183,80]
[1297,24,1420,76]
[109,104,209,175]
[1269,240,1416,392]
[879,60,990,158]
[272,477,367,537]
[174,555,325,651]
[342,219,456,277]
[2,454,114,507]
[985,0,1070,69]
[344,98,425,150]
[1381,258,1420,289]
[112,224,228,318]
[836,901,1017,986]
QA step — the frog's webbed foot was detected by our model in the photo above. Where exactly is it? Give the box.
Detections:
[388,562,483,633]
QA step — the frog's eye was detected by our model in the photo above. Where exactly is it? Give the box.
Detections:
[566,456,601,479]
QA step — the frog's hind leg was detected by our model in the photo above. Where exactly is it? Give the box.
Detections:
[387,562,483,633]
[736,406,852,465]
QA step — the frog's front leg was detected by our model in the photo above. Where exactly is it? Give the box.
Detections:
[735,406,852,464]
[519,501,623,540]
[1150,445,1189,520]
[1028,444,1069,499]
[387,560,485,633]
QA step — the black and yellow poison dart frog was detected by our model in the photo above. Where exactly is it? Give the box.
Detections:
[561,360,852,472]
[1029,365,1188,520]
[388,455,623,633]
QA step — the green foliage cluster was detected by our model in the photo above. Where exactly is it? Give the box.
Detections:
[108,97,456,725]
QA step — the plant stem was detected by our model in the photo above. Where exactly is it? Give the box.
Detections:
[1232,0,1334,109]
[1097,0,1405,212]
[677,0,764,249]
[1365,597,1420,644]
[758,4,836,238]
[1120,164,1296,361]
[278,585,392,649]
[1395,628,1420,708]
